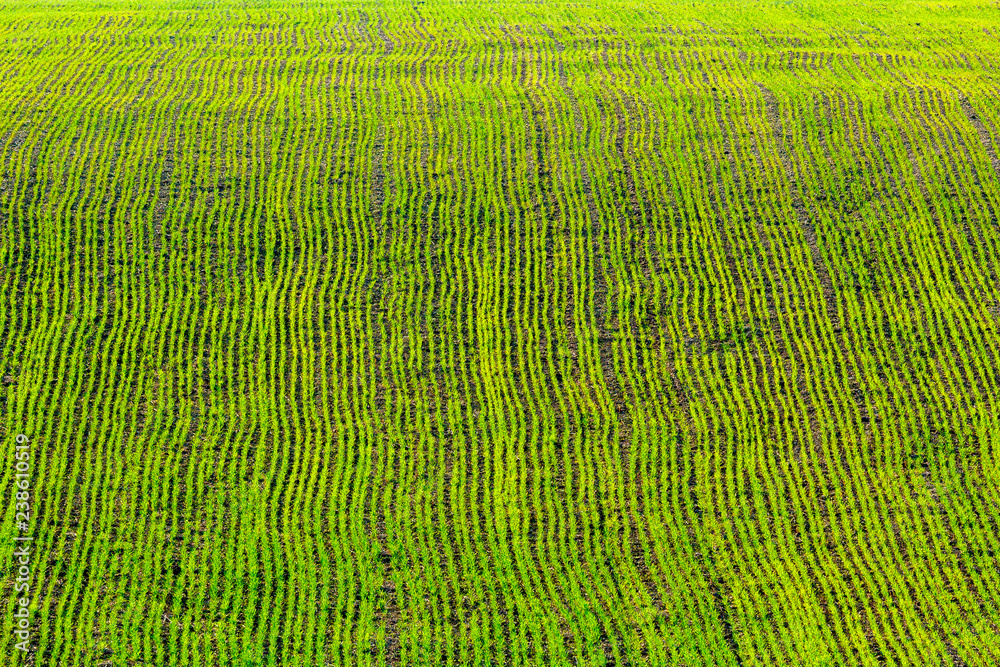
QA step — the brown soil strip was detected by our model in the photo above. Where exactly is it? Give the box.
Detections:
[957,94,1000,174]
[705,95,747,314]
[364,13,402,666]
[518,81,567,667]
[539,24,611,666]
[815,89,901,665]
[947,89,1000,298]
[599,87,669,621]
[646,40,747,667]
[883,89,997,660]
[844,95,955,655]
[831,83,977,664]
[753,83,861,664]
[756,84,840,331]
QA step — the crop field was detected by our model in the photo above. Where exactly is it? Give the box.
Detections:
[1,0,1000,665]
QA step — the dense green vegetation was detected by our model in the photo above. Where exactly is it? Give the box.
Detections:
[1,0,1000,664]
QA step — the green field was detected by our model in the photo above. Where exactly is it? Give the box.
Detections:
[1,0,1000,664]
